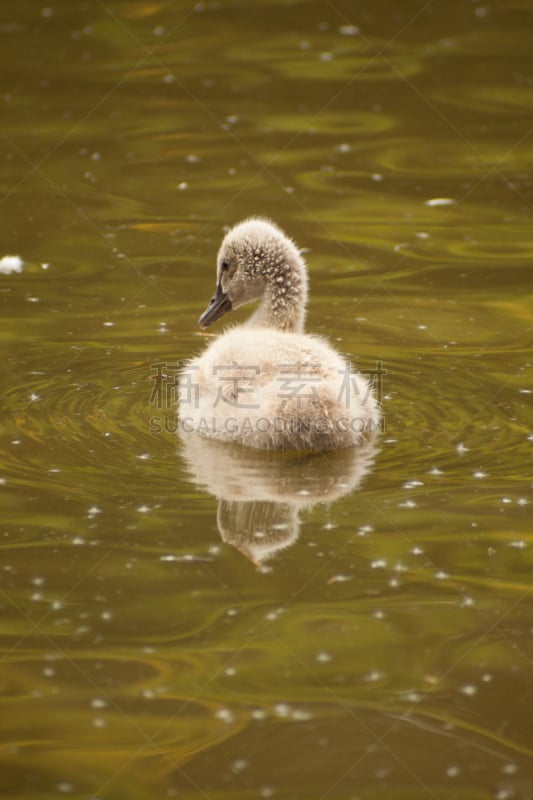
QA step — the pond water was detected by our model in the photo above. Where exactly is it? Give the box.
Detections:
[1,1,532,798]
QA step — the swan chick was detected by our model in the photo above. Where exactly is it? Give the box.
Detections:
[179,217,380,450]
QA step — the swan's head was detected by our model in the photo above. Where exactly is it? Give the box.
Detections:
[198,217,305,329]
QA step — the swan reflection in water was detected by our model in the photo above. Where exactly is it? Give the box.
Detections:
[179,432,378,565]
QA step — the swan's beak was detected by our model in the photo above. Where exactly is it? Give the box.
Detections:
[198,282,233,328]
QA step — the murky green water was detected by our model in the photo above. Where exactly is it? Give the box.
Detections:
[1,1,532,798]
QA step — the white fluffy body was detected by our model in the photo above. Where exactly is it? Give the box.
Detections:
[179,218,380,450]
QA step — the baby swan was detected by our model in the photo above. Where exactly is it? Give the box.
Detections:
[179,217,380,450]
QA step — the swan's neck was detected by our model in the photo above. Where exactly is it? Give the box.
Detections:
[247,253,308,334]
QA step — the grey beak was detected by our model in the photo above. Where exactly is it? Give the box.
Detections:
[198,282,233,328]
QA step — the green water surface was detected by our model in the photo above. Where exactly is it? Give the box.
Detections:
[1,1,532,798]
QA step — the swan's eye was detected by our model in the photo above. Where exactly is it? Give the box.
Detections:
[221,260,230,272]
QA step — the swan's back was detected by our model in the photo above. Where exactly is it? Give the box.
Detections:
[179,218,380,450]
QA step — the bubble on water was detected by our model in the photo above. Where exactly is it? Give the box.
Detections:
[215,708,235,723]
[495,789,513,800]
[435,571,449,580]
[316,651,332,663]
[370,559,387,569]
[509,540,526,549]
[473,471,487,478]
[428,466,443,475]
[232,759,248,773]
[327,574,351,584]
[264,608,283,621]
[56,783,74,794]
[357,524,373,536]
[90,698,108,709]
[398,500,417,508]
[460,684,477,696]
[137,505,150,513]
[403,480,424,489]
[403,691,422,702]
[446,765,461,778]
[426,197,455,206]
[292,708,312,721]
[365,670,384,682]
[456,443,469,454]
[339,24,359,35]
